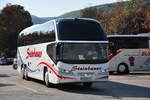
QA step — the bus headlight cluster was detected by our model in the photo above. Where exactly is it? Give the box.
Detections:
[58,68,73,75]
[101,69,108,72]
[97,69,109,75]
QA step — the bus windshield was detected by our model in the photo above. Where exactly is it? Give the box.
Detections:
[57,20,106,41]
[59,43,108,64]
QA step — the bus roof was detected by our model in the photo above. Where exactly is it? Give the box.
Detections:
[20,18,101,35]
[54,18,100,23]
[20,20,53,35]
[137,33,150,39]
[107,35,148,38]
[19,18,107,41]
[20,24,40,34]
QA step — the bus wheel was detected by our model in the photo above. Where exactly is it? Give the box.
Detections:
[13,64,17,70]
[24,67,29,80]
[117,63,129,74]
[44,70,50,87]
[21,66,25,79]
[83,82,92,87]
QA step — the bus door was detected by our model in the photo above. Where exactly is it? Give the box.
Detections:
[125,49,140,71]
[139,49,150,70]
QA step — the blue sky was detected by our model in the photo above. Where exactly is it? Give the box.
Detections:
[0,0,119,17]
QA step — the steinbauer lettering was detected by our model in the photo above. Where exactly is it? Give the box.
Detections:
[71,66,101,71]
[26,48,42,59]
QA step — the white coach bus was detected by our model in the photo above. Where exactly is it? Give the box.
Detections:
[17,18,109,87]
[108,35,150,74]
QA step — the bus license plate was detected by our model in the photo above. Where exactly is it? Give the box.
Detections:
[80,77,91,81]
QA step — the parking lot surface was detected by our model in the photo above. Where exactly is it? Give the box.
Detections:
[0,65,150,100]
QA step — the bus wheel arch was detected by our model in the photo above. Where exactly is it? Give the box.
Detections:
[117,63,129,74]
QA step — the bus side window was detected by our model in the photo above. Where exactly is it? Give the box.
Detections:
[49,30,55,42]
[47,44,56,63]
[31,21,56,44]
[18,33,33,46]
[49,21,56,42]
[18,34,25,46]
[18,21,56,46]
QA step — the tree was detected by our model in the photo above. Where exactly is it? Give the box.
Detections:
[0,4,33,57]
[81,0,150,35]
[99,1,127,34]
[140,2,150,33]
[117,1,150,34]
[101,0,150,34]
[81,7,101,20]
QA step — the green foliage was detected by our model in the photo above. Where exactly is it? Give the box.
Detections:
[81,7,101,19]
[80,0,150,35]
[101,2,127,34]
[0,4,33,57]
[59,10,82,18]
[118,1,150,34]
[59,3,117,18]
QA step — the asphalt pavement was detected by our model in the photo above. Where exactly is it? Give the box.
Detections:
[0,65,150,100]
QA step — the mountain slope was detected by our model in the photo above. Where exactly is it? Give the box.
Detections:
[59,2,118,18]
[59,0,150,18]
[31,15,55,24]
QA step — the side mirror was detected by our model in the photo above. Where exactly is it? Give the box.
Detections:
[56,43,63,61]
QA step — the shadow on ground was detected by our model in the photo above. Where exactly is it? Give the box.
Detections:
[26,74,150,99]
[0,74,10,77]
[0,83,16,87]
[57,81,150,99]
[110,71,150,76]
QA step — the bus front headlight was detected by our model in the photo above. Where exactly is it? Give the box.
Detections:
[101,69,108,73]
[97,68,109,75]
[58,68,73,75]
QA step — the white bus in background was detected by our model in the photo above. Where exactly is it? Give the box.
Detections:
[17,18,109,87]
[108,35,150,74]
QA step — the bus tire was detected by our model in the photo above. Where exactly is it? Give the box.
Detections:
[117,63,129,74]
[24,66,29,80]
[44,69,50,87]
[83,82,92,87]
[13,64,17,70]
[21,65,25,79]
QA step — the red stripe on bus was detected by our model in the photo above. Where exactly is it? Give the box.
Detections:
[37,62,76,79]
[108,50,122,60]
